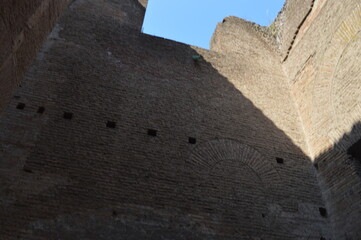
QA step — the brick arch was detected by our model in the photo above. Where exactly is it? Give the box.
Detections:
[312,3,361,154]
[186,138,282,187]
[330,30,361,150]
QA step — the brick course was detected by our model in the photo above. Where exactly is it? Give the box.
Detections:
[0,0,360,239]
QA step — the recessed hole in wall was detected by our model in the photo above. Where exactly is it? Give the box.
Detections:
[112,210,117,217]
[189,137,196,144]
[347,138,361,161]
[16,103,25,110]
[319,207,327,217]
[276,157,284,164]
[37,107,45,114]
[63,112,73,120]
[23,167,33,173]
[261,213,266,218]
[106,121,116,128]
[203,207,214,212]
[147,129,157,136]
[314,163,319,170]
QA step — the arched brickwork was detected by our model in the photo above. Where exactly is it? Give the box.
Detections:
[285,3,361,238]
[186,138,282,188]
[310,3,361,155]
[0,0,341,238]
[184,138,285,238]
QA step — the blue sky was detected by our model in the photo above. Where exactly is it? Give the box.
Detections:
[142,0,285,49]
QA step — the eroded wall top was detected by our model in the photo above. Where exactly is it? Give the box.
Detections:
[272,0,315,60]
[210,17,278,59]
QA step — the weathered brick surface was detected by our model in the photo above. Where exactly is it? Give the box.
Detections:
[211,16,278,57]
[0,0,72,111]
[272,0,315,59]
[1,0,361,239]
[0,0,332,239]
[283,0,361,238]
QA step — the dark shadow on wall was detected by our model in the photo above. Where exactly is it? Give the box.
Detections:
[313,122,361,240]
[314,122,361,177]
[0,0,71,112]
[0,0,359,239]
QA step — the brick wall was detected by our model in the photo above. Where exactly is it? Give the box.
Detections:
[283,0,361,238]
[272,0,315,60]
[0,0,331,239]
[0,0,72,111]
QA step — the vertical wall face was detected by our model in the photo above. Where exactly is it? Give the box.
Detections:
[0,0,331,239]
[283,0,361,238]
[273,0,315,60]
[0,0,72,111]
[210,16,308,154]
[211,16,276,60]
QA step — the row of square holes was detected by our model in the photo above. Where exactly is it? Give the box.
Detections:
[146,128,196,144]
[18,104,328,222]
[17,103,45,114]
[17,103,290,161]
[16,103,197,144]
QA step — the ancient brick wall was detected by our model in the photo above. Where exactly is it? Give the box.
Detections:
[283,0,361,238]
[272,0,315,60]
[0,0,331,239]
[211,16,308,154]
[210,16,277,59]
[0,0,72,111]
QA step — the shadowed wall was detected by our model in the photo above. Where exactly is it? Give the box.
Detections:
[0,0,361,239]
[281,0,361,238]
[0,0,72,111]
[0,0,331,239]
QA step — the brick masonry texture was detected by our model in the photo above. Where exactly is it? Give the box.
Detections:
[281,0,361,238]
[272,0,315,59]
[0,0,360,239]
[0,0,72,112]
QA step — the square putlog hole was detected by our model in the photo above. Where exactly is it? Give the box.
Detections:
[16,103,25,110]
[37,107,45,114]
[147,129,157,136]
[347,138,361,161]
[314,163,319,170]
[276,157,284,164]
[106,121,116,128]
[23,167,33,173]
[112,210,117,217]
[188,137,196,144]
[319,207,327,217]
[63,112,73,120]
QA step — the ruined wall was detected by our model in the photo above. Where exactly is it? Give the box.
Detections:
[210,16,307,154]
[282,0,361,238]
[211,16,277,60]
[272,0,315,60]
[0,0,72,111]
[138,0,148,8]
[0,0,330,239]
